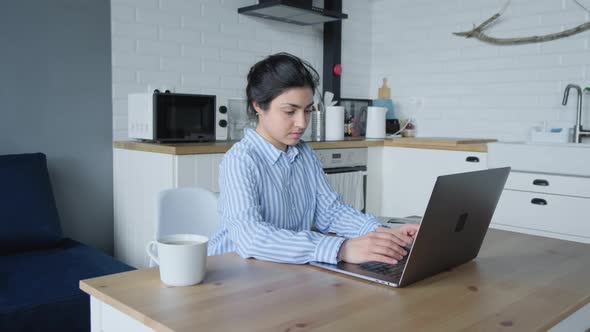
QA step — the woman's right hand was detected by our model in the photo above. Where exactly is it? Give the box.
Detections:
[337,229,413,265]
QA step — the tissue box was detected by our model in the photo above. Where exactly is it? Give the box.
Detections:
[530,128,572,143]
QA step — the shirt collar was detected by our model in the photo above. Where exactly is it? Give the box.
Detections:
[244,128,300,165]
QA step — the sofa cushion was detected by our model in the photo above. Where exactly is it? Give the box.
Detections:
[0,238,134,332]
[0,153,63,253]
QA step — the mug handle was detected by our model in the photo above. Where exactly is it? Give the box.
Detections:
[145,241,160,266]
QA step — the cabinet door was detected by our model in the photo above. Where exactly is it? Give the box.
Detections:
[176,154,224,192]
[380,147,486,218]
[493,189,590,243]
[113,149,175,268]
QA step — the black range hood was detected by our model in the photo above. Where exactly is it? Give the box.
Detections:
[238,0,348,26]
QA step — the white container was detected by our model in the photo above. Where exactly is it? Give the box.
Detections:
[311,107,325,141]
[530,128,572,143]
[325,106,345,141]
[365,106,386,139]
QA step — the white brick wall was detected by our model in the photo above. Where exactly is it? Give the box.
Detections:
[341,0,373,99]
[111,0,323,140]
[369,0,590,141]
[111,0,590,141]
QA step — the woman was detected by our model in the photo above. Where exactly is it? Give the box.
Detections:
[208,53,418,265]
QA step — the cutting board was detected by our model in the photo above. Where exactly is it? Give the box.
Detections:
[387,137,497,147]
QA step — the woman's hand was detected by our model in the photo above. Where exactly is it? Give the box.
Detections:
[385,224,419,242]
[337,224,420,265]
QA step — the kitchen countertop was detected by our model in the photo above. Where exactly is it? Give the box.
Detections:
[384,137,496,152]
[113,137,495,155]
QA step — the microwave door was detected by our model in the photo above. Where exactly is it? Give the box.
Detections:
[155,93,216,142]
[155,94,177,141]
[182,97,215,141]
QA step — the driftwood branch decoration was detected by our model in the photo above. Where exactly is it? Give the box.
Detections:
[453,0,590,45]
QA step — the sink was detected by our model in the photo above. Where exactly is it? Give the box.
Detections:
[487,141,590,176]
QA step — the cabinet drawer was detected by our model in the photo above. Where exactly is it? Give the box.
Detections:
[176,154,224,192]
[493,189,590,238]
[505,172,590,198]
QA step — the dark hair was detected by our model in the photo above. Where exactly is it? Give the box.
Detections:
[246,52,320,119]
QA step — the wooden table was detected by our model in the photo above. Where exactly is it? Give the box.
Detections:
[80,229,590,331]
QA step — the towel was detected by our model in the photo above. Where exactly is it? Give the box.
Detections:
[325,171,365,211]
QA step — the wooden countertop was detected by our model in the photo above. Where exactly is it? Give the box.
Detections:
[384,137,495,152]
[113,137,494,155]
[80,229,590,331]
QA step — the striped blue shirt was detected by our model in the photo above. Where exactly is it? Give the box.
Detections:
[208,128,382,264]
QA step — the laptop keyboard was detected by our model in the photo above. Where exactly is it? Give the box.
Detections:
[360,254,409,278]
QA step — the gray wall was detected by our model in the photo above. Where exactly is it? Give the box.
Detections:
[0,0,113,253]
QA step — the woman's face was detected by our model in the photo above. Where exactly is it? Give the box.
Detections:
[254,87,313,151]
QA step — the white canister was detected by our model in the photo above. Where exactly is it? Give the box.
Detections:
[325,106,345,141]
[365,106,386,139]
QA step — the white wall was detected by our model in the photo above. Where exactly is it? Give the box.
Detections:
[111,0,324,141]
[111,0,590,142]
[369,0,590,141]
[342,1,373,99]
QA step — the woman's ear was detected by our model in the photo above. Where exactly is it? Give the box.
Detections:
[252,101,264,117]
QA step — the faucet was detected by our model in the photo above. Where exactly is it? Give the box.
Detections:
[562,84,590,143]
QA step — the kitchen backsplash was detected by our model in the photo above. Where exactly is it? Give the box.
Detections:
[367,0,590,141]
[111,0,589,142]
[110,0,324,141]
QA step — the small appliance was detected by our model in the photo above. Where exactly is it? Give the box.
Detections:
[128,90,218,143]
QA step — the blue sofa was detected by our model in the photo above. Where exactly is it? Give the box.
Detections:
[0,153,134,332]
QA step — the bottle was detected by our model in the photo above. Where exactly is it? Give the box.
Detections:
[344,117,350,137]
[352,117,361,136]
[378,78,391,99]
[347,117,354,136]
[375,78,396,120]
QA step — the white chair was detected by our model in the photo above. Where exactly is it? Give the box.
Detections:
[148,187,219,266]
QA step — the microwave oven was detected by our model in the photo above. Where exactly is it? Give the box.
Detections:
[128,91,227,142]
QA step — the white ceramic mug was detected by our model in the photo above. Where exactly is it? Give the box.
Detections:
[146,234,208,286]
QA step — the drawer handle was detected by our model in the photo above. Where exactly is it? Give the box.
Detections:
[531,198,548,206]
[465,156,480,163]
[532,179,549,186]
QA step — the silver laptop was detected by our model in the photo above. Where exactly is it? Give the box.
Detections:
[310,167,510,288]
[377,215,422,225]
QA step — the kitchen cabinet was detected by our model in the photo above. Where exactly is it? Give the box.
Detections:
[113,146,366,268]
[492,171,590,243]
[113,148,223,268]
[366,146,487,217]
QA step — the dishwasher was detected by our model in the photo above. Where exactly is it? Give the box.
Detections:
[314,148,367,212]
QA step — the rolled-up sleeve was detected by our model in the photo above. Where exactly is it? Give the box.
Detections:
[309,151,382,238]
